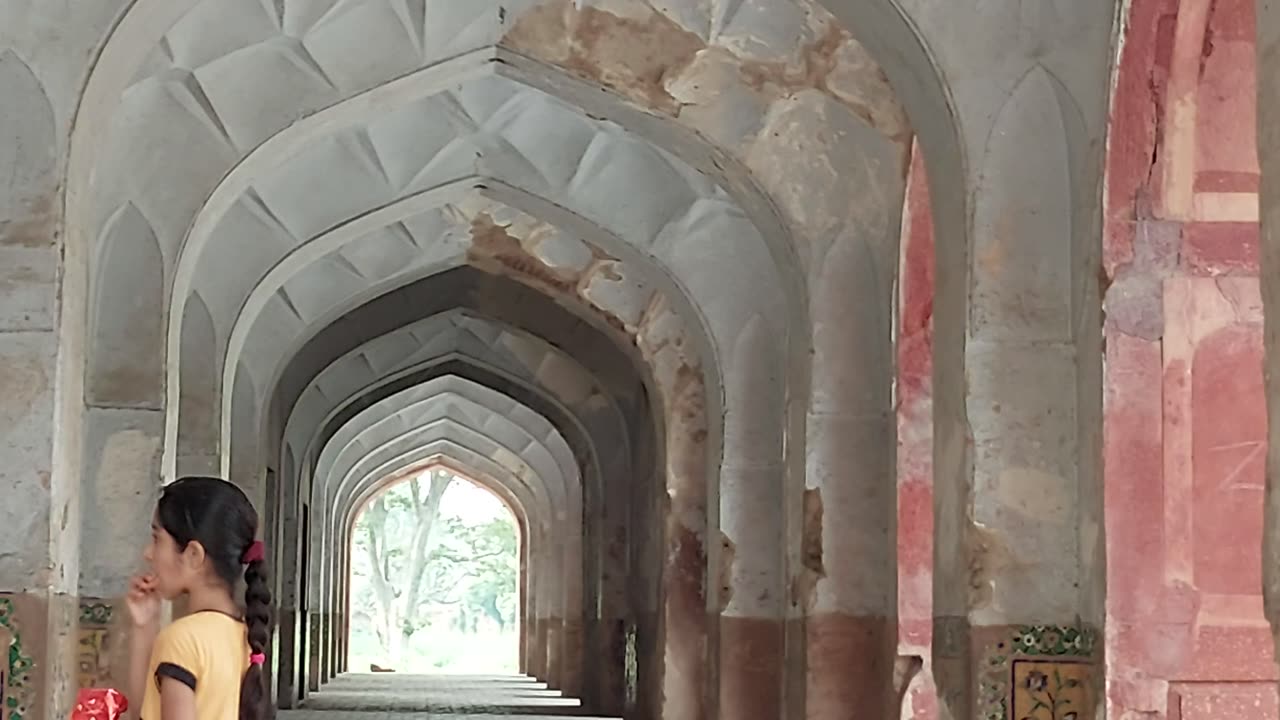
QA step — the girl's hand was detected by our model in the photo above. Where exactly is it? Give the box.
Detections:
[126,574,161,628]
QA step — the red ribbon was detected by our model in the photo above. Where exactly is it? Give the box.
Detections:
[241,540,265,564]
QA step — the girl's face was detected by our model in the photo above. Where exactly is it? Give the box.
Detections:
[143,516,204,600]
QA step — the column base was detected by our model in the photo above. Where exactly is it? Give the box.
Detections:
[719,615,782,720]
[805,612,897,719]
[934,619,1101,720]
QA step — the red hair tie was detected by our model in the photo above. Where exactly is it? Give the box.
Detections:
[241,540,265,564]
[249,653,265,666]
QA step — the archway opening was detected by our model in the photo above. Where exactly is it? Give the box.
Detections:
[347,467,521,675]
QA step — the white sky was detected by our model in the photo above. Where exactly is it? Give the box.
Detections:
[438,474,510,525]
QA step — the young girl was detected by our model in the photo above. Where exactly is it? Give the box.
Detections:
[125,476,273,720]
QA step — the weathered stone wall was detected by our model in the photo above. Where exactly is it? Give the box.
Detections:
[891,3,1276,718]
[0,3,134,717]
[1107,0,1278,718]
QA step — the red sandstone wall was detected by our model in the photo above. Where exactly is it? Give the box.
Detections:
[1104,0,1276,717]
[894,2,1272,717]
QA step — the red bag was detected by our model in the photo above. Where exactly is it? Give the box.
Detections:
[69,689,128,720]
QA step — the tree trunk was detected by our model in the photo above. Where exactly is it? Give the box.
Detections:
[399,472,452,650]
[364,497,397,661]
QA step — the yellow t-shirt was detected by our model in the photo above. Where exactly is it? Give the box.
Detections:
[141,611,251,720]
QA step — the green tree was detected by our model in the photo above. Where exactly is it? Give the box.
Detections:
[350,473,519,669]
[352,469,451,664]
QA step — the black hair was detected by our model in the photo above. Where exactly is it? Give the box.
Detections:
[156,476,273,720]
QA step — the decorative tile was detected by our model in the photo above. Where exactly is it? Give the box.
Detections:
[76,629,109,691]
[78,603,112,628]
[0,599,35,720]
[77,600,115,690]
[1011,660,1090,720]
[978,624,1098,720]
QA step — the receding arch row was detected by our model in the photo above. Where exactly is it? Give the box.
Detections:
[316,380,580,611]
[317,388,582,694]
[292,368,606,704]
[269,277,655,713]
[313,377,583,650]
[286,308,630,679]
[325,389,582,692]
[342,447,539,679]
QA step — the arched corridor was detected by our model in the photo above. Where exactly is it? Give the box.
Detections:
[4,1,1280,720]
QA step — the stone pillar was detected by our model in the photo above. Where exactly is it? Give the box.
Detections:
[718,323,785,720]
[561,613,583,695]
[0,47,82,720]
[595,504,628,715]
[559,518,584,697]
[517,539,528,676]
[529,523,550,681]
[76,408,164,705]
[276,492,301,707]
[307,611,322,692]
[801,178,903,716]
[654,361,709,720]
[1257,0,1280,673]
[930,65,1107,720]
[794,1,1116,717]
[544,529,566,687]
[319,610,331,682]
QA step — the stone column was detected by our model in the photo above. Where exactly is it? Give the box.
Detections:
[0,332,83,720]
[930,65,1107,720]
[802,2,1116,718]
[276,490,301,707]
[307,610,322,692]
[560,552,584,697]
[518,534,530,674]
[313,604,325,676]
[656,362,709,720]
[529,522,551,681]
[595,493,628,716]
[559,502,585,696]
[76,408,165,702]
[718,323,786,720]
[0,45,88,720]
[1256,0,1280,672]
[544,529,567,688]
[801,191,902,716]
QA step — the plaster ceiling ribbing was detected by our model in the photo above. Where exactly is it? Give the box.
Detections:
[309,379,583,613]
[80,0,915,467]
[315,377,578,527]
[282,309,623,479]
[154,67,784,477]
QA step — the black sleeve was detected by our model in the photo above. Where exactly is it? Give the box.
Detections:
[155,662,198,691]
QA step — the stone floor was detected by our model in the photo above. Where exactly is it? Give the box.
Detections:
[280,673,618,719]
